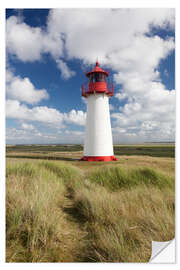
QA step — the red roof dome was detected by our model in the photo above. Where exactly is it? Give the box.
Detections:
[86,61,109,77]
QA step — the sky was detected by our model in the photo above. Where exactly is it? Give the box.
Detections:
[6,8,175,144]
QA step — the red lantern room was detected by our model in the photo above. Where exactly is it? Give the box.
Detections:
[81,61,114,97]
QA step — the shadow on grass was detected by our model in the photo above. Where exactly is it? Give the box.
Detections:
[62,187,88,224]
[63,205,88,224]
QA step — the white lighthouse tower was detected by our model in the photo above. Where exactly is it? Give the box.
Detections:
[81,61,116,161]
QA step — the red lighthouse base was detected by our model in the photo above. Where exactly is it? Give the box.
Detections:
[81,156,117,162]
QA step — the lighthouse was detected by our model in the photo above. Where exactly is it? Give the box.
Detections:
[81,61,116,161]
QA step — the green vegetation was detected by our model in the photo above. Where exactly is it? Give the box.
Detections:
[6,143,175,158]
[88,166,174,191]
[6,156,175,262]
[114,145,175,158]
[6,144,83,153]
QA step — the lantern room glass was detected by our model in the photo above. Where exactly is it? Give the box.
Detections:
[89,73,106,83]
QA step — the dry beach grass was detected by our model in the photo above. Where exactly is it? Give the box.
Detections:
[6,149,175,262]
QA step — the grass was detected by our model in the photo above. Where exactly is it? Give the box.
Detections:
[88,166,174,191]
[71,185,174,262]
[6,161,86,262]
[6,143,175,158]
[6,144,83,153]
[6,153,175,262]
[114,145,175,158]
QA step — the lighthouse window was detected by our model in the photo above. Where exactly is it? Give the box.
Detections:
[95,73,101,82]
[101,74,106,82]
[89,73,106,82]
[89,74,95,82]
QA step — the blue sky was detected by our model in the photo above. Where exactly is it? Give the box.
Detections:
[6,8,175,144]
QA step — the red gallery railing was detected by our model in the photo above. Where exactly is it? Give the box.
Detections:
[81,81,114,97]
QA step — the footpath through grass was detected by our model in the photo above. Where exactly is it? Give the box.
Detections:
[6,158,175,262]
[6,161,87,262]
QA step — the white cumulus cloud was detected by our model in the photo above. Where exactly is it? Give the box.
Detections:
[6,99,86,128]
[6,70,49,104]
[7,9,174,65]
[46,8,174,64]
[6,15,63,61]
[6,99,64,126]
[63,109,86,126]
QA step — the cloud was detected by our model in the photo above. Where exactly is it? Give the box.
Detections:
[6,15,63,62]
[7,9,174,65]
[6,70,49,104]
[63,109,86,126]
[65,130,84,136]
[6,99,86,128]
[112,35,175,142]
[6,99,64,126]
[6,126,84,144]
[7,16,44,61]
[21,122,35,130]
[6,127,28,141]
[47,9,174,64]
[56,59,76,79]
[6,127,57,142]
[111,85,175,142]
[81,96,87,105]
[115,92,128,101]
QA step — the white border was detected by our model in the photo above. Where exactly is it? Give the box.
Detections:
[0,6,5,265]
[0,0,179,269]
[0,0,179,8]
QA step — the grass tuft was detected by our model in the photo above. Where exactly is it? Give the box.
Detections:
[88,166,174,191]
